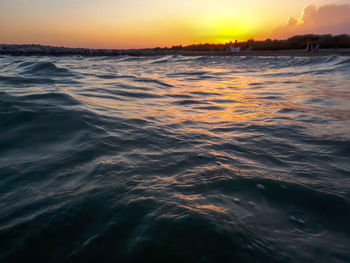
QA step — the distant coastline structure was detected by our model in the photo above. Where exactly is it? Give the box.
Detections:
[306,41,320,52]
[306,41,311,52]
[229,45,241,53]
[228,40,240,53]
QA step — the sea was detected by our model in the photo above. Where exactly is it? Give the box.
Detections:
[0,55,350,263]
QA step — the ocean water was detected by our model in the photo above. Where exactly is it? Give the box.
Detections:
[0,55,350,263]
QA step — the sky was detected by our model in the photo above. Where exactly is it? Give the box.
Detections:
[1,0,349,48]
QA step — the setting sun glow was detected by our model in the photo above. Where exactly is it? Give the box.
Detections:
[1,0,350,48]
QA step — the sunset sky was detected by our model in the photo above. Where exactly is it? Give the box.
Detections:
[1,0,350,48]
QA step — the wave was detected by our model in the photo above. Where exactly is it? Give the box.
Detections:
[150,55,175,64]
[118,56,155,62]
[133,77,173,87]
[0,75,56,85]
[18,61,73,76]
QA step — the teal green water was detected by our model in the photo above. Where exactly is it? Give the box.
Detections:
[0,55,350,262]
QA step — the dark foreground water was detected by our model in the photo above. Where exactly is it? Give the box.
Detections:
[0,55,350,262]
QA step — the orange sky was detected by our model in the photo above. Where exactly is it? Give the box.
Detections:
[1,0,349,48]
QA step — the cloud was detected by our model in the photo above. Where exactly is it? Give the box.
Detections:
[272,4,350,39]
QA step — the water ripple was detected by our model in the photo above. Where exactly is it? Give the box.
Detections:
[0,55,350,262]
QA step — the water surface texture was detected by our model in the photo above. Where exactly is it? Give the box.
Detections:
[1,55,350,262]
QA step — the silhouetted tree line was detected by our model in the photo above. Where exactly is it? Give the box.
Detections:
[155,34,350,51]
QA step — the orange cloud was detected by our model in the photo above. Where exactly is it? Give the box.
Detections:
[272,4,350,39]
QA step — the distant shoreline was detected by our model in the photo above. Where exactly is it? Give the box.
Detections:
[2,34,350,57]
[1,44,350,57]
[157,49,350,57]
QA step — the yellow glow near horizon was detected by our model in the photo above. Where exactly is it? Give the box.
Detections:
[194,14,259,43]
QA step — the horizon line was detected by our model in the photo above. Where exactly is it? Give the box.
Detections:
[1,33,350,51]
[2,33,350,50]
